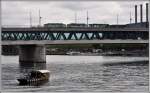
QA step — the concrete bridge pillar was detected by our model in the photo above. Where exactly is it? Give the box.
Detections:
[19,45,46,63]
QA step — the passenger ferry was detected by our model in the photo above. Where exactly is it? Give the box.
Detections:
[17,70,50,85]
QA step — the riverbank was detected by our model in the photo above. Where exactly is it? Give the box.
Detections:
[2,49,148,57]
[2,43,148,57]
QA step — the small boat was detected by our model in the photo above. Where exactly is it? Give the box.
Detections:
[66,51,81,55]
[17,70,50,85]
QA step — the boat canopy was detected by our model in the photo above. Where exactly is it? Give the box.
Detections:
[31,70,50,74]
[37,70,50,73]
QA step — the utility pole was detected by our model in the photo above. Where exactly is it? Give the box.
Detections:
[75,12,77,23]
[129,4,132,24]
[87,11,89,27]
[39,9,42,26]
[29,11,32,27]
[117,14,119,25]
[130,11,132,24]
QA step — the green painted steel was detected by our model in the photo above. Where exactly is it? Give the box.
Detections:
[1,27,149,40]
[2,31,148,40]
[2,32,104,40]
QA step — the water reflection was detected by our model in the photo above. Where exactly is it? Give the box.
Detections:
[19,62,46,74]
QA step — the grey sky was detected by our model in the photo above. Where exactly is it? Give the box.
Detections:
[2,1,149,27]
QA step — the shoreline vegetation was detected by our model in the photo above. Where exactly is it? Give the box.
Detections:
[2,44,148,57]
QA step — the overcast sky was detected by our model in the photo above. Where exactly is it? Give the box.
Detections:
[2,1,149,27]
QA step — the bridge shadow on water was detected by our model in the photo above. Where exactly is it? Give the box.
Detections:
[19,62,47,73]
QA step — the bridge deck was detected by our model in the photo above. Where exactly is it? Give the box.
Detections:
[2,40,148,45]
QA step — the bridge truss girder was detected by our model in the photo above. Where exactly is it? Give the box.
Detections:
[2,31,148,41]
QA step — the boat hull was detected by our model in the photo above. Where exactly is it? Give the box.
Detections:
[17,78,49,85]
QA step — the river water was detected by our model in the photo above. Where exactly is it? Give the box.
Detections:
[2,55,149,92]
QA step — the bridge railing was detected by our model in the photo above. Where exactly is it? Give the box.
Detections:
[2,27,148,32]
[2,25,41,28]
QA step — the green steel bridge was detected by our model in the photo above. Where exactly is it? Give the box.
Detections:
[2,27,149,42]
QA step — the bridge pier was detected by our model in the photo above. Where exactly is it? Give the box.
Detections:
[19,45,46,63]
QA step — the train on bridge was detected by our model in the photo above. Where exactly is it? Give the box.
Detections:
[44,23,109,28]
[44,22,149,29]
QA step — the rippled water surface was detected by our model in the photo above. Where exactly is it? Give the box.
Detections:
[2,55,149,92]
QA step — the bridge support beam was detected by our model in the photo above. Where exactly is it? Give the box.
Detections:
[19,45,46,63]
